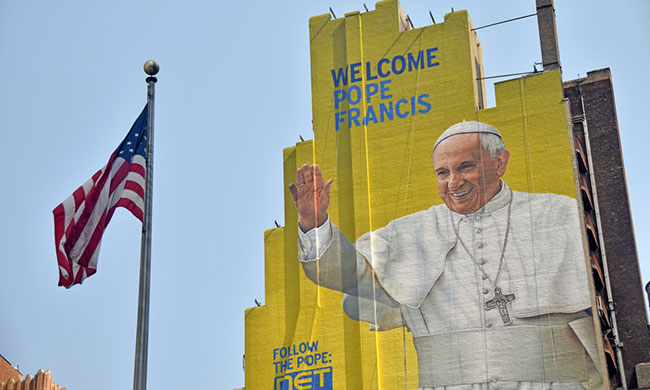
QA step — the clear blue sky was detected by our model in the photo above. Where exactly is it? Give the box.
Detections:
[1,1,648,389]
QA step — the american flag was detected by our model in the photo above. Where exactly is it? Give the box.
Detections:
[53,106,148,288]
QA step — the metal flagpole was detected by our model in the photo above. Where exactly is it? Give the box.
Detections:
[134,60,159,390]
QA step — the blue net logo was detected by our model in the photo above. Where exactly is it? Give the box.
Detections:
[274,367,333,390]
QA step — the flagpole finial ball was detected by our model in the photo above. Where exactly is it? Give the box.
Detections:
[143,60,160,76]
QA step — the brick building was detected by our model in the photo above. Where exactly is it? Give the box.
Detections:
[563,69,650,388]
[0,356,20,384]
[536,0,650,387]
[0,355,66,390]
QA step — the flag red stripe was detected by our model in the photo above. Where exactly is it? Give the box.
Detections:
[53,204,65,243]
[124,180,145,199]
[130,163,145,177]
[92,169,103,183]
[72,186,86,210]
[77,210,108,268]
[53,203,74,286]
[109,161,131,194]
[116,198,144,222]
[73,268,84,285]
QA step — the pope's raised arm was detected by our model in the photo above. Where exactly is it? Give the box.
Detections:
[288,164,333,232]
[288,164,403,329]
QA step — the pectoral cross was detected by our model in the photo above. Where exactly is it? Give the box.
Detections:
[485,287,516,325]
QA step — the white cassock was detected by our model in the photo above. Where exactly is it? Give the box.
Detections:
[298,183,603,390]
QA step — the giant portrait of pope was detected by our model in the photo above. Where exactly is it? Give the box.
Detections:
[289,121,603,390]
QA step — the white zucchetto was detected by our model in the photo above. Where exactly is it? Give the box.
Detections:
[434,121,502,150]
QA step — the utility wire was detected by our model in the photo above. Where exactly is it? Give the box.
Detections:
[477,71,539,81]
[471,12,537,31]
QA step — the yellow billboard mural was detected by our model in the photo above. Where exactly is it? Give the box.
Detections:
[245,1,605,389]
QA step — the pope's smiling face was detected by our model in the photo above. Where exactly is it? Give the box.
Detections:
[433,133,509,215]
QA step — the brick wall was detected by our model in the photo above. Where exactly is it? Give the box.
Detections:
[0,356,21,384]
[565,68,650,388]
[0,369,65,390]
